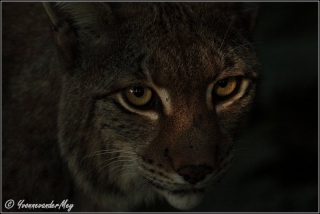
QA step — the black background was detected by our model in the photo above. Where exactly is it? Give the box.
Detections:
[142,2,318,212]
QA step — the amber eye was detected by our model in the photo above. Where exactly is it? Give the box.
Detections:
[124,86,154,107]
[213,77,240,100]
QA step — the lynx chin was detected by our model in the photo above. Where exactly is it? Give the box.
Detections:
[3,2,260,211]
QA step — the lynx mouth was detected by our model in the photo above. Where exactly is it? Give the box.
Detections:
[160,187,205,210]
[150,180,205,194]
[147,180,206,210]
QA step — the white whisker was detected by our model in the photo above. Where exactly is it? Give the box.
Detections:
[130,178,149,195]
[219,20,233,50]
[212,16,222,42]
[109,168,139,184]
[81,149,136,162]
[225,41,263,56]
[82,154,136,178]
[97,158,136,174]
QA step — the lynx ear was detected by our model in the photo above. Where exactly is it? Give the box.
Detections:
[236,2,259,34]
[204,2,258,37]
[42,2,115,64]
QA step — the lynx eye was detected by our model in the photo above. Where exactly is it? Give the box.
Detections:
[124,86,154,107]
[213,77,240,100]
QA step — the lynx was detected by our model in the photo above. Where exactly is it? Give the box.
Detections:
[2,2,260,211]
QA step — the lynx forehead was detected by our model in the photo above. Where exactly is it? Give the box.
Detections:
[3,2,260,212]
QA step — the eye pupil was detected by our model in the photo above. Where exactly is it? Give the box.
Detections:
[132,87,144,97]
[218,79,228,88]
[124,86,154,108]
[213,77,240,100]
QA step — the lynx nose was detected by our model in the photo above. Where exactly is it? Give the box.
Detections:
[177,165,213,185]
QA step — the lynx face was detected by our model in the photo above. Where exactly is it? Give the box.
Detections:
[44,2,259,211]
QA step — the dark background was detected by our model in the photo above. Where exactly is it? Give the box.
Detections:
[142,2,319,212]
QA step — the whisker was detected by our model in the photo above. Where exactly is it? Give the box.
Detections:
[89,158,136,182]
[212,15,222,42]
[97,158,136,174]
[92,149,136,155]
[219,20,233,50]
[130,178,149,195]
[108,167,139,184]
[82,154,136,178]
[93,154,136,169]
[108,162,137,174]
[81,149,135,162]
[81,149,136,163]
[225,41,263,56]
[117,168,139,178]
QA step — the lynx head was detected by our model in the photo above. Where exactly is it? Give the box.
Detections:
[43,2,259,211]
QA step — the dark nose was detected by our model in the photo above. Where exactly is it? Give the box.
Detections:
[177,165,213,185]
